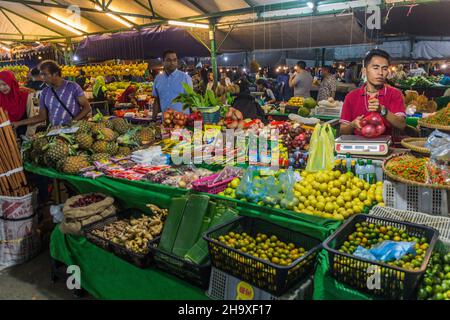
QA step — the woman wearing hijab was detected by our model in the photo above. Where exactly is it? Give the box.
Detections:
[0,70,34,137]
[116,84,138,107]
[93,76,108,101]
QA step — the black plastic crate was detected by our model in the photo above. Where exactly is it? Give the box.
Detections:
[204,216,322,296]
[148,238,211,289]
[323,214,439,300]
[82,208,159,269]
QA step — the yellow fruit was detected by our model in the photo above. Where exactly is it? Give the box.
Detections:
[298,203,306,210]
[345,202,353,209]
[359,191,367,201]
[336,197,345,207]
[364,182,370,191]
[325,202,334,213]
[375,195,384,203]
[334,214,345,221]
[378,202,385,207]
[316,202,325,211]
[331,188,341,197]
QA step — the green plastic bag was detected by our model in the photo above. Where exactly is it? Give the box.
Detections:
[306,123,335,172]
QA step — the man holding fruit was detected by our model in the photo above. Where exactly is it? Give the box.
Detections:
[340,49,406,136]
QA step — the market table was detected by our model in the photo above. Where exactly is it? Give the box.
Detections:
[25,163,343,299]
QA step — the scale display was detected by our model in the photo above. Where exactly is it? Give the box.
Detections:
[335,135,392,156]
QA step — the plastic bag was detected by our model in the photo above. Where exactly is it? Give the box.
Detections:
[425,130,450,185]
[306,123,335,172]
[353,241,416,262]
[358,112,386,138]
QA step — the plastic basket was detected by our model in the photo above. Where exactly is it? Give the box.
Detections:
[148,238,211,289]
[82,208,158,269]
[369,205,450,244]
[383,180,449,216]
[204,216,322,296]
[192,173,236,194]
[207,267,314,300]
[323,214,439,300]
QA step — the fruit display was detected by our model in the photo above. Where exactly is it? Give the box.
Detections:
[163,108,188,129]
[357,111,386,138]
[91,211,166,255]
[291,171,384,220]
[107,82,153,101]
[303,97,317,110]
[81,63,148,78]
[418,250,450,300]
[278,122,312,152]
[215,232,307,266]
[217,107,244,129]
[287,97,304,107]
[397,76,438,88]
[25,115,158,175]
[420,105,450,126]
[404,90,438,113]
[70,194,106,208]
[61,65,80,78]
[0,65,29,83]
[338,221,429,270]
[297,106,310,117]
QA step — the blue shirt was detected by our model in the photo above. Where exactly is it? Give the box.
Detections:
[153,69,193,114]
[440,75,450,86]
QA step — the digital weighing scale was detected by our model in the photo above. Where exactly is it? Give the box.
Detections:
[335,135,392,156]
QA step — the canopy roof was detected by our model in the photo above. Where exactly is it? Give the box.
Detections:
[0,1,448,52]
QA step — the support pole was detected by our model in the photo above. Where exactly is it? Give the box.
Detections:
[321,48,326,66]
[209,20,218,83]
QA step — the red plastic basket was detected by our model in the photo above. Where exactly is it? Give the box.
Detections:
[191,173,235,194]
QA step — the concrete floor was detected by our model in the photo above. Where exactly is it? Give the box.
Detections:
[0,249,91,300]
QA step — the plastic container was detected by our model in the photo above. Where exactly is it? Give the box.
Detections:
[383,180,449,216]
[366,159,376,184]
[207,267,314,300]
[148,238,211,289]
[82,208,159,269]
[204,216,322,296]
[323,214,439,299]
[192,173,236,194]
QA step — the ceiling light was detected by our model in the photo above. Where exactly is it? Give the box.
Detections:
[307,2,315,9]
[73,55,79,61]
[0,45,11,52]
[442,64,448,69]
[95,5,133,28]
[48,17,83,36]
[168,20,209,29]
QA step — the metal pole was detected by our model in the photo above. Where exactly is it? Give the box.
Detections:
[209,20,218,83]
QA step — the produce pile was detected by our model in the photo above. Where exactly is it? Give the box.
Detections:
[216,232,307,266]
[418,250,450,300]
[82,63,148,77]
[338,221,429,270]
[107,82,153,102]
[91,205,167,255]
[0,65,29,83]
[276,122,312,152]
[25,115,160,175]
[420,105,450,126]
[384,155,427,183]
[397,76,438,88]
[287,97,304,107]
[70,194,105,208]
[404,91,438,113]
[61,65,80,78]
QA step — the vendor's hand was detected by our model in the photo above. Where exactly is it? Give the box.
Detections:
[351,115,364,130]
[368,98,380,112]
[11,122,18,129]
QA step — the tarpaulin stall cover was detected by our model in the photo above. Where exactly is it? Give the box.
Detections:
[75,26,211,62]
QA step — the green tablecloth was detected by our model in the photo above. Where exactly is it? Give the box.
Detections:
[26,163,344,299]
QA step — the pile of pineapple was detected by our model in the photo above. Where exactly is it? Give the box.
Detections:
[26,116,161,175]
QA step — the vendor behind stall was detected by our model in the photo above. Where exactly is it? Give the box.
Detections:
[340,49,406,136]
[256,79,276,104]
[232,81,267,123]
[117,84,138,107]
[152,50,193,119]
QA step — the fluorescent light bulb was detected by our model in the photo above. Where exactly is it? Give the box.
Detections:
[48,17,83,35]
[168,20,209,29]
[95,5,132,28]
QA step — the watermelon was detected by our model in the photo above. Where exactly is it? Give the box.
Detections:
[304,97,317,109]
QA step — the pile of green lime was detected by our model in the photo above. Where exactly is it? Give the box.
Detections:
[217,232,306,266]
[338,221,429,270]
[418,251,450,300]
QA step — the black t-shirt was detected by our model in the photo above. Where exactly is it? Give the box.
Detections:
[232,93,267,123]
[26,80,46,91]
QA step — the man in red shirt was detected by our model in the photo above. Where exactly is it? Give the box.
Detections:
[340,49,406,135]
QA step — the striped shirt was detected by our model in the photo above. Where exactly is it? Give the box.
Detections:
[40,80,84,126]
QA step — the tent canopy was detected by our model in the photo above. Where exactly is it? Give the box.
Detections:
[0,1,448,55]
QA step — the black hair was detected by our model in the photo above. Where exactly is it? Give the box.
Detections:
[364,49,391,67]
[321,65,332,73]
[39,60,61,77]
[30,67,40,77]
[296,61,306,70]
[256,79,269,88]
[163,50,177,60]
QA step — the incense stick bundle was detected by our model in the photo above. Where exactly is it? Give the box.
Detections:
[0,108,30,197]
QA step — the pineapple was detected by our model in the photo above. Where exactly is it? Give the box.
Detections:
[96,128,116,142]
[112,118,130,135]
[92,141,108,154]
[32,136,48,153]
[63,156,90,174]
[46,139,70,165]
[75,133,94,150]
[91,153,110,162]
[102,119,114,130]
[90,122,106,133]
[117,146,131,156]
[106,142,119,155]
[136,127,155,145]
[74,120,91,134]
